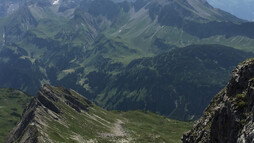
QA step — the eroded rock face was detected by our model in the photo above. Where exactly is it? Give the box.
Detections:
[182,59,254,143]
[4,84,92,143]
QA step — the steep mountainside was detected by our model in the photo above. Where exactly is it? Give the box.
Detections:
[0,88,31,142]
[1,0,254,120]
[182,58,254,142]
[83,45,254,120]
[5,84,192,143]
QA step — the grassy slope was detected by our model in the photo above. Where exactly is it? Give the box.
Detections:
[120,111,193,143]
[0,88,32,142]
[107,23,254,57]
[47,106,192,142]
[43,87,192,142]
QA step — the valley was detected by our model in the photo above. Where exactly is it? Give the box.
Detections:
[1,0,254,121]
[0,0,254,142]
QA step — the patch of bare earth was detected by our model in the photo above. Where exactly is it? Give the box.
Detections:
[100,119,132,142]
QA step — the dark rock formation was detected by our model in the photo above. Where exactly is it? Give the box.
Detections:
[37,93,61,114]
[182,58,254,143]
[64,94,89,112]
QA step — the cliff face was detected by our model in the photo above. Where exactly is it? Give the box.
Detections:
[182,58,254,143]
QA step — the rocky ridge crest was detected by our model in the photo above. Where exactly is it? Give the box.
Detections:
[5,84,93,143]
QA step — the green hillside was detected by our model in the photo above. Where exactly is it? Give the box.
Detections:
[85,45,254,120]
[0,88,32,142]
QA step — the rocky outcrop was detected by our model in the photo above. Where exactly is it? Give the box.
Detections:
[182,58,254,143]
[4,84,93,143]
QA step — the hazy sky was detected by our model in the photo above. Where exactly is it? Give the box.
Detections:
[207,0,254,21]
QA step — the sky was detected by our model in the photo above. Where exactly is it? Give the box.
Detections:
[207,0,254,21]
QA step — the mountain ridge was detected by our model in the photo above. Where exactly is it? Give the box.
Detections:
[4,84,192,143]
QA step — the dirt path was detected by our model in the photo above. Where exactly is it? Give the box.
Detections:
[111,119,127,137]
[100,119,127,138]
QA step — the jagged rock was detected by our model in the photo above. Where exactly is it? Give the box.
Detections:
[37,93,61,114]
[182,58,254,143]
[64,94,89,112]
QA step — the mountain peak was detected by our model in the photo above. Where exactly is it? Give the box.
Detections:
[133,0,243,23]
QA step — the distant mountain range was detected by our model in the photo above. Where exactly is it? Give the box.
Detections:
[0,0,254,120]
